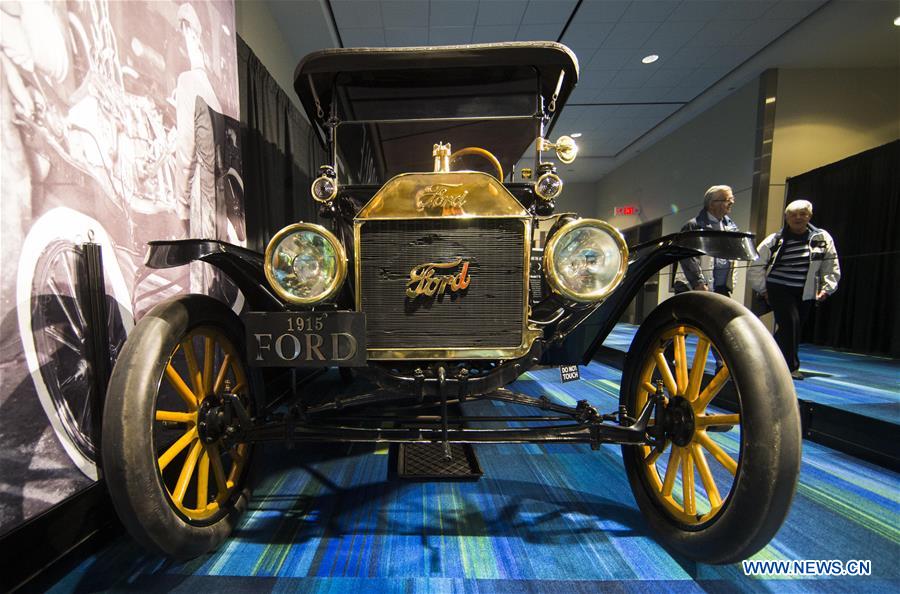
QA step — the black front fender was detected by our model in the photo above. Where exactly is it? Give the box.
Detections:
[542,229,757,366]
[647,229,758,262]
[145,240,286,311]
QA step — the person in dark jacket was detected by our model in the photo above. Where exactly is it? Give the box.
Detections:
[673,185,740,296]
[749,199,840,379]
[672,185,740,371]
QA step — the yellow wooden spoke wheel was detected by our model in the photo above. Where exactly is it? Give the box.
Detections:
[620,292,802,565]
[103,295,256,559]
[635,325,740,526]
[154,326,250,522]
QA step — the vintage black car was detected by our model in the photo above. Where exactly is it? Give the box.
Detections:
[101,43,801,564]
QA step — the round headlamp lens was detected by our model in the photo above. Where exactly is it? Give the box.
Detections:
[311,176,337,202]
[265,224,346,304]
[545,219,627,302]
[535,172,563,201]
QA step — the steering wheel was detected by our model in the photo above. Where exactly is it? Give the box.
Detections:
[450,147,504,181]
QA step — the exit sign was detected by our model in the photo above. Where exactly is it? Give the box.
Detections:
[614,205,640,216]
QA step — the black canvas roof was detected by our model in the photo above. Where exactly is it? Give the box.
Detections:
[294,42,579,130]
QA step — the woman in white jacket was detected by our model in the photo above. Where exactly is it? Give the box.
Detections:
[748,200,841,379]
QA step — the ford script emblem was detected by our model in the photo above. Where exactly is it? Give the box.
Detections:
[415,183,468,214]
[406,257,471,299]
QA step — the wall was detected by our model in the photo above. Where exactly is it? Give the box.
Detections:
[594,79,759,305]
[559,182,600,217]
[764,68,900,234]
[234,0,303,110]
[0,0,243,535]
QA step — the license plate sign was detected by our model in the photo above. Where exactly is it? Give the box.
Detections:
[243,312,366,367]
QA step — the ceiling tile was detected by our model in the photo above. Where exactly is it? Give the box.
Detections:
[341,27,387,46]
[430,1,478,26]
[676,65,730,89]
[607,68,656,89]
[575,0,630,23]
[589,140,618,155]
[475,0,528,26]
[685,20,753,46]
[588,48,639,69]
[429,26,473,44]
[385,27,430,46]
[731,19,794,46]
[643,67,696,87]
[633,103,681,119]
[665,44,712,68]
[567,86,598,103]
[381,1,428,28]
[619,0,679,22]
[663,86,699,102]
[701,46,754,67]
[601,21,660,49]
[610,104,648,118]
[331,0,384,29]
[717,0,777,20]
[553,109,585,127]
[570,47,598,66]
[599,119,629,133]
[621,87,679,102]
[763,0,826,21]
[642,20,706,50]
[515,24,564,41]
[577,68,618,89]
[472,25,519,42]
[592,87,636,102]
[560,22,615,50]
[667,0,723,22]
[590,105,623,120]
[521,0,578,25]
[584,119,613,134]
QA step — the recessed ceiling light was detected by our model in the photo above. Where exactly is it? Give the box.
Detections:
[570,132,582,138]
[641,54,659,64]
[894,16,900,26]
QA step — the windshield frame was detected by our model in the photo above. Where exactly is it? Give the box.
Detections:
[326,71,551,185]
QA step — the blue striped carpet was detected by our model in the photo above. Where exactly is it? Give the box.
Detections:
[49,355,899,592]
[606,323,900,423]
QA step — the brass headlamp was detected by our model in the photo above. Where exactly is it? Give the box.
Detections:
[543,218,628,302]
[264,222,347,305]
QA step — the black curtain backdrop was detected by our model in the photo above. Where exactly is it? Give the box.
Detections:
[237,36,326,252]
[786,140,900,357]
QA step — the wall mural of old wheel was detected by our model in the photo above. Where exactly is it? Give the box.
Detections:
[16,208,134,480]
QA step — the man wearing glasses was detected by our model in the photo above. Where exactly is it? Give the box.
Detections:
[673,185,739,296]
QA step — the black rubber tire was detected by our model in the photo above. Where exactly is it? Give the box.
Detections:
[620,292,802,564]
[102,294,254,559]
